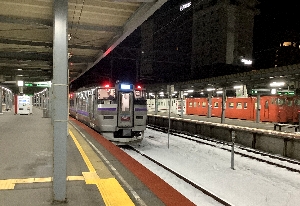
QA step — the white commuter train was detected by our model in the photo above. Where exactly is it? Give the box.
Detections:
[69,82,147,144]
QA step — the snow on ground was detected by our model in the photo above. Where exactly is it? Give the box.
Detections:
[124,129,300,206]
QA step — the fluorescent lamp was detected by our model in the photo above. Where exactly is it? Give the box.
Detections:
[270,82,285,87]
[233,85,242,89]
[271,88,276,94]
[17,80,24,86]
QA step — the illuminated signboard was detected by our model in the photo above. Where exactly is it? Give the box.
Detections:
[24,81,51,87]
[180,2,191,11]
[120,84,133,90]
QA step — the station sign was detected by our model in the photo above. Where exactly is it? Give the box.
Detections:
[24,81,51,87]
[251,89,295,95]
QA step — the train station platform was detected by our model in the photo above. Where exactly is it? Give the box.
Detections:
[0,107,194,206]
[148,112,299,133]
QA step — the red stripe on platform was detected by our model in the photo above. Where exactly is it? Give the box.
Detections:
[70,118,195,206]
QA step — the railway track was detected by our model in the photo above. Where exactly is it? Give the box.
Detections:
[147,124,300,174]
[123,144,232,206]
[121,125,300,205]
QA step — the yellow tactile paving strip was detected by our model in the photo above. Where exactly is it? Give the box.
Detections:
[69,128,135,206]
[0,176,84,190]
[0,125,134,206]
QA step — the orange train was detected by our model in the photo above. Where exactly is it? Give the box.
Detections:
[186,95,300,123]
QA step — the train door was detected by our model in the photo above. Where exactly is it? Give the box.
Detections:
[264,100,269,119]
[88,91,94,120]
[118,92,133,128]
[263,99,269,120]
[293,97,300,123]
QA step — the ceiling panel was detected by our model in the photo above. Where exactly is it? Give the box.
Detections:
[0,0,167,93]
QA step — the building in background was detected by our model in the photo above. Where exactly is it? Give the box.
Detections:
[191,0,258,78]
[140,0,193,83]
[140,0,258,83]
[275,37,300,67]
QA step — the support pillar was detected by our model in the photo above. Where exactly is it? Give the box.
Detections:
[53,0,68,202]
[0,87,3,114]
[155,92,158,115]
[9,91,12,110]
[221,89,226,123]
[207,91,212,118]
[256,94,260,123]
[180,90,184,117]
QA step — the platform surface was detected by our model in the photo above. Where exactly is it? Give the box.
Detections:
[0,107,194,206]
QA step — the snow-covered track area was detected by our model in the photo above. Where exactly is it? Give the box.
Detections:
[121,126,300,206]
[148,125,300,174]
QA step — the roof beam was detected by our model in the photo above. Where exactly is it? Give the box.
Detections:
[0,38,103,50]
[0,51,51,61]
[0,15,122,32]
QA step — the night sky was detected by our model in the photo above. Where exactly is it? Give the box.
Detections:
[253,0,300,68]
[71,0,300,90]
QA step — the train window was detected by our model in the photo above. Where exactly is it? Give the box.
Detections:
[189,102,193,107]
[69,99,74,107]
[265,101,269,109]
[202,102,206,107]
[271,98,275,104]
[229,102,234,108]
[276,98,285,106]
[244,102,247,109]
[76,97,80,107]
[134,90,146,100]
[287,100,292,106]
[236,102,242,109]
[214,102,218,108]
[80,98,87,110]
[294,99,300,106]
[194,102,197,107]
[198,102,201,107]
[97,88,115,101]
[121,93,132,112]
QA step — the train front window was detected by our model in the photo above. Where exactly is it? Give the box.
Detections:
[121,93,132,112]
[134,90,146,99]
[97,88,116,104]
[134,89,146,105]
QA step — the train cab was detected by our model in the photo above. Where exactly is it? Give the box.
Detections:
[259,95,291,123]
[69,82,147,144]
